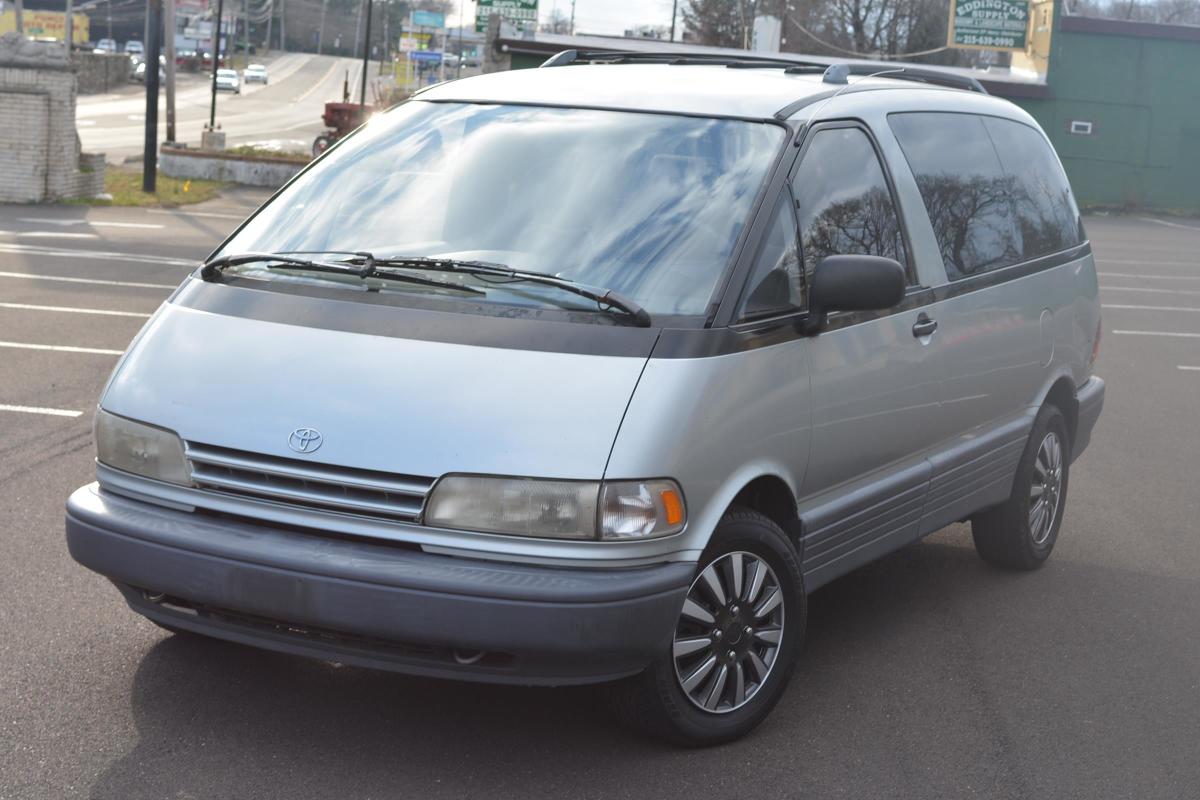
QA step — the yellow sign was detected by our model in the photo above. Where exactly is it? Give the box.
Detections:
[0,10,91,43]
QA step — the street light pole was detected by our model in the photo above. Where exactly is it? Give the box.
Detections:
[209,0,225,129]
[143,0,162,192]
[65,0,74,51]
[359,0,372,110]
[164,0,176,143]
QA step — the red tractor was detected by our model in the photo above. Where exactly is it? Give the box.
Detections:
[313,102,373,158]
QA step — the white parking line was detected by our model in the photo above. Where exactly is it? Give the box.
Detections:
[0,340,123,355]
[1140,217,1200,232]
[0,242,195,267]
[145,208,246,221]
[0,403,83,418]
[0,230,99,239]
[0,302,152,318]
[1100,273,1200,281]
[1096,259,1197,267]
[18,218,165,229]
[1103,286,1200,296]
[1179,366,1200,372]
[1112,330,1200,339]
[0,271,176,289]
[1103,304,1200,313]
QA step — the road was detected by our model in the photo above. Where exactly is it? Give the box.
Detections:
[1,204,1198,799]
[78,53,376,163]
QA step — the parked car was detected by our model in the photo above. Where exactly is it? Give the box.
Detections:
[215,68,240,94]
[243,63,268,84]
[93,38,117,54]
[124,40,143,56]
[65,53,1104,746]
[132,55,165,83]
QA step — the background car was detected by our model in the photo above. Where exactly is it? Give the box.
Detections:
[132,55,165,83]
[124,40,143,57]
[93,38,117,54]
[243,63,268,84]
[215,68,241,94]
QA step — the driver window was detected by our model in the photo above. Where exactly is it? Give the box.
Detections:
[792,127,908,283]
[737,195,803,322]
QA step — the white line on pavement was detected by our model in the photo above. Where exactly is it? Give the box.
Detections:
[1140,217,1200,232]
[1096,259,1197,266]
[1103,304,1200,313]
[1100,273,1200,281]
[0,242,195,267]
[0,340,123,355]
[0,403,83,418]
[0,230,99,239]
[18,218,165,229]
[1112,330,1200,339]
[1102,286,1200,296]
[1179,366,1200,371]
[0,302,152,318]
[0,271,176,289]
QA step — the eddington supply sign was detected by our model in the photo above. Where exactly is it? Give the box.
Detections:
[948,0,1029,50]
[475,0,539,33]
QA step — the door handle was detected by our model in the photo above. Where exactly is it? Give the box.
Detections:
[912,315,938,338]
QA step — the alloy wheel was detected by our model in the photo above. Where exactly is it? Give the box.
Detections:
[672,551,785,714]
[1029,431,1064,545]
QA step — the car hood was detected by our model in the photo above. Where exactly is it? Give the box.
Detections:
[101,285,657,480]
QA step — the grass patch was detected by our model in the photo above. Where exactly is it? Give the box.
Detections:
[65,167,226,207]
[225,144,310,161]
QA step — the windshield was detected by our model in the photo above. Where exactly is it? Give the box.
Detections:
[216,101,783,317]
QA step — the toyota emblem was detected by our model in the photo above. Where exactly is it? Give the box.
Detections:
[288,427,323,454]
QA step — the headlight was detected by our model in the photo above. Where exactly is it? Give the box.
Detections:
[94,409,191,485]
[424,475,686,541]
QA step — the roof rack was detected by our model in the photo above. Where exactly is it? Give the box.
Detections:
[539,49,988,95]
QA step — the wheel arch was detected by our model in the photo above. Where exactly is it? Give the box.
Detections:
[1041,375,1080,451]
[729,475,803,550]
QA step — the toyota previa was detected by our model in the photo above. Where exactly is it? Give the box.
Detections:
[66,52,1104,745]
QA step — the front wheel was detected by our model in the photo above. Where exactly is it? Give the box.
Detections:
[312,134,333,158]
[610,508,805,746]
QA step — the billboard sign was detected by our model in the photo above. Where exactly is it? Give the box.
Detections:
[0,10,89,42]
[475,0,538,33]
[412,10,445,28]
[948,0,1029,51]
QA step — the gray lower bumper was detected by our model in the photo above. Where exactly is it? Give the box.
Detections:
[65,484,693,686]
[1073,376,1105,461]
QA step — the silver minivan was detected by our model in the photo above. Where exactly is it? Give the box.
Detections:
[66,53,1105,745]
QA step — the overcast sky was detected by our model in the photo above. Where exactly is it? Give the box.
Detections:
[447,1,679,36]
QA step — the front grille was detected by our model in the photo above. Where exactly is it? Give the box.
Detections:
[184,441,435,521]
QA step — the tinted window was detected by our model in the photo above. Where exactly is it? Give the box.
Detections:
[981,116,1083,260]
[791,127,907,281]
[889,112,1019,280]
[738,195,803,321]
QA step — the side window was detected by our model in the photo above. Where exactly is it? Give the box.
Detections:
[791,127,908,282]
[980,116,1083,261]
[889,112,1019,280]
[737,196,803,321]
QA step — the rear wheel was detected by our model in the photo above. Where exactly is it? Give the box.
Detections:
[312,134,333,158]
[972,404,1071,570]
[610,508,805,746]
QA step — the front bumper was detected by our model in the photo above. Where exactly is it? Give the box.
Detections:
[65,484,693,685]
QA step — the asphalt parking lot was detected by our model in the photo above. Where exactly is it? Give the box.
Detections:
[1,203,1198,799]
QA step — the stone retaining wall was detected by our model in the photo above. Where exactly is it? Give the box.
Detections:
[74,52,132,94]
[160,146,308,188]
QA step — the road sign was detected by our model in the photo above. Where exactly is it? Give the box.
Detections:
[475,0,538,34]
[947,0,1029,51]
[412,10,445,28]
[410,50,443,63]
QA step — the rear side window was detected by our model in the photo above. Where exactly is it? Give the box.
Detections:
[980,116,1083,260]
[889,112,1082,281]
[791,127,908,281]
[888,113,1018,280]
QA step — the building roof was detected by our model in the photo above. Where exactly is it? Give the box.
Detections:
[419,61,965,120]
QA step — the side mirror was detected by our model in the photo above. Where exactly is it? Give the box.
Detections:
[804,255,906,333]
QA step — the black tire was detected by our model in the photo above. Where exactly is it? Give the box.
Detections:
[312,134,333,158]
[609,507,806,746]
[971,404,1071,570]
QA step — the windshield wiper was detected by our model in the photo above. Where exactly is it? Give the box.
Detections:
[347,255,653,327]
[199,252,485,295]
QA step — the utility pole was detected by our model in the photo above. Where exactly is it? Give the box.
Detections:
[670,0,677,41]
[457,0,463,77]
[65,0,73,51]
[242,0,249,67]
[209,0,225,129]
[143,0,162,192]
[359,0,372,110]
[569,0,575,35]
[164,0,176,142]
[279,0,286,50]
[14,0,23,35]
[265,0,273,52]
[317,0,327,54]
